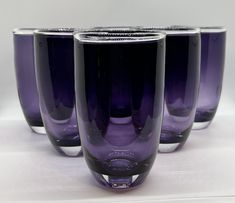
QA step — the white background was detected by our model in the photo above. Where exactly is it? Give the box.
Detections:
[0,0,235,117]
[0,0,235,202]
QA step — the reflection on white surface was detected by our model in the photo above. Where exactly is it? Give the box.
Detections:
[0,92,235,202]
[0,112,235,202]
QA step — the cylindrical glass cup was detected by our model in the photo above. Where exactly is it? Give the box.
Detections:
[193,27,226,130]
[74,30,166,190]
[13,28,45,134]
[34,29,81,157]
[143,27,201,152]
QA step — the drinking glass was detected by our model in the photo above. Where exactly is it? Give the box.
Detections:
[34,29,81,156]
[194,27,226,129]
[143,27,200,152]
[74,30,166,190]
[13,28,45,134]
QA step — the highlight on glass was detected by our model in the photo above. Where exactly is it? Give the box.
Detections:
[74,30,166,190]
[194,26,226,130]
[143,27,201,153]
[87,26,142,32]
[34,28,81,157]
[13,28,45,134]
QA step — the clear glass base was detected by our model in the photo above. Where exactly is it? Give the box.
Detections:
[31,126,46,134]
[158,143,181,153]
[57,146,83,157]
[91,170,148,191]
[192,121,211,130]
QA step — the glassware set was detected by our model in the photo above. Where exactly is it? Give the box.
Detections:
[13,26,226,191]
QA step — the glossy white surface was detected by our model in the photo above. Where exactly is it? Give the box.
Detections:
[0,98,235,202]
[1,1,235,201]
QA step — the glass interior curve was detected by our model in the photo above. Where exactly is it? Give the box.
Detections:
[74,32,166,43]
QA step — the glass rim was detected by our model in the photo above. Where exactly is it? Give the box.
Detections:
[85,26,142,32]
[34,28,76,36]
[74,31,166,43]
[200,26,226,33]
[140,26,200,35]
[13,28,37,35]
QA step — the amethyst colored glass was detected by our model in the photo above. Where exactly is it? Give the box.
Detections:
[74,31,166,190]
[193,27,226,130]
[34,29,81,157]
[13,28,45,134]
[144,27,200,153]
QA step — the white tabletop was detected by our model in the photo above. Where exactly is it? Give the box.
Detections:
[0,98,235,202]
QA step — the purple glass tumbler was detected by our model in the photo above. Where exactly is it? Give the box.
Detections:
[34,29,81,157]
[193,27,226,130]
[144,27,200,153]
[74,31,166,190]
[13,28,45,134]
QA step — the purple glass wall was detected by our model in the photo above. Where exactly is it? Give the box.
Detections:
[194,27,226,129]
[74,31,166,190]
[143,27,200,153]
[13,28,45,134]
[34,29,81,157]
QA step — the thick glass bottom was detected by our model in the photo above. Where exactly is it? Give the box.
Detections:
[159,126,192,153]
[192,121,211,130]
[195,109,216,122]
[83,148,155,190]
[30,126,46,134]
[57,146,82,157]
[158,143,181,153]
[48,135,82,157]
[91,170,149,191]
